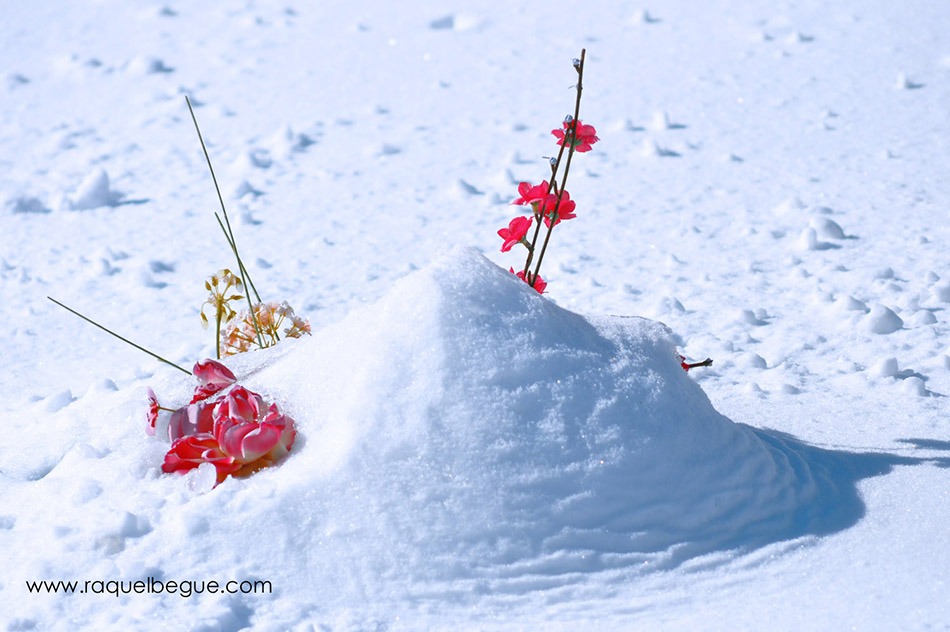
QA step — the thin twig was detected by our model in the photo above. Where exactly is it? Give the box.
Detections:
[522,140,570,281]
[531,49,586,286]
[214,213,262,303]
[213,215,272,348]
[185,95,265,349]
[214,213,268,347]
[215,305,222,360]
[47,297,190,375]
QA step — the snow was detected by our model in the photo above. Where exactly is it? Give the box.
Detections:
[68,168,122,210]
[865,304,904,335]
[2,0,950,630]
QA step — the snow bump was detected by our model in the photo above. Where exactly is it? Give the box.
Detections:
[865,305,903,335]
[224,247,848,592]
[68,168,122,210]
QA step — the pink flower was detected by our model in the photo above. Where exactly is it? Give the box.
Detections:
[540,190,577,227]
[161,386,297,485]
[162,433,242,484]
[498,216,532,252]
[146,388,160,437]
[167,401,216,442]
[509,267,547,294]
[190,359,237,404]
[511,180,550,206]
[552,119,599,152]
[212,387,296,466]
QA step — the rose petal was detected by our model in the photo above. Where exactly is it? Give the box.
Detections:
[192,359,236,386]
[167,402,215,442]
[235,424,283,462]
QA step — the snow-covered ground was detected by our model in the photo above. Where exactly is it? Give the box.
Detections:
[2,1,949,630]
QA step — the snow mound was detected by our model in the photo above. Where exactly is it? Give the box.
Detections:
[865,304,903,334]
[237,246,822,589]
[2,247,838,626]
[68,167,122,210]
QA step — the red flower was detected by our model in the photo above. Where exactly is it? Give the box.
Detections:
[498,216,532,252]
[162,433,242,484]
[212,387,296,466]
[190,358,237,404]
[552,119,599,153]
[167,401,216,442]
[509,267,547,294]
[511,180,549,206]
[146,388,160,437]
[161,386,297,485]
[540,190,577,227]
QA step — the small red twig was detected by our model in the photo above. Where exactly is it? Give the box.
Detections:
[680,357,714,371]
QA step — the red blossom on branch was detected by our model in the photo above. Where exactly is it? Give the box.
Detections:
[510,267,547,294]
[552,118,599,153]
[496,50,595,295]
[498,216,533,252]
[541,190,577,227]
[511,180,550,207]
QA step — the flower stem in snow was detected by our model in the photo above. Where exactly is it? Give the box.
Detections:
[185,95,265,350]
[47,297,190,375]
[215,301,222,360]
[213,213,262,304]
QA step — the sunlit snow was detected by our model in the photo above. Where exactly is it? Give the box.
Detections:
[2,1,949,630]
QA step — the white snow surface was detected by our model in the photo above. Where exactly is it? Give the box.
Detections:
[2,1,950,630]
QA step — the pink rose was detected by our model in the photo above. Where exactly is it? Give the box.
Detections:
[159,383,296,485]
[212,387,296,465]
[167,401,216,442]
[162,433,242,484]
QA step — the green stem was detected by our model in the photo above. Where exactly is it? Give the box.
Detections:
[214,213,261,304]
[213,213,276,342]
[218,219,266,349]
[185,95,265,350]
[47,297,190,375]
[215,305,222,359]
